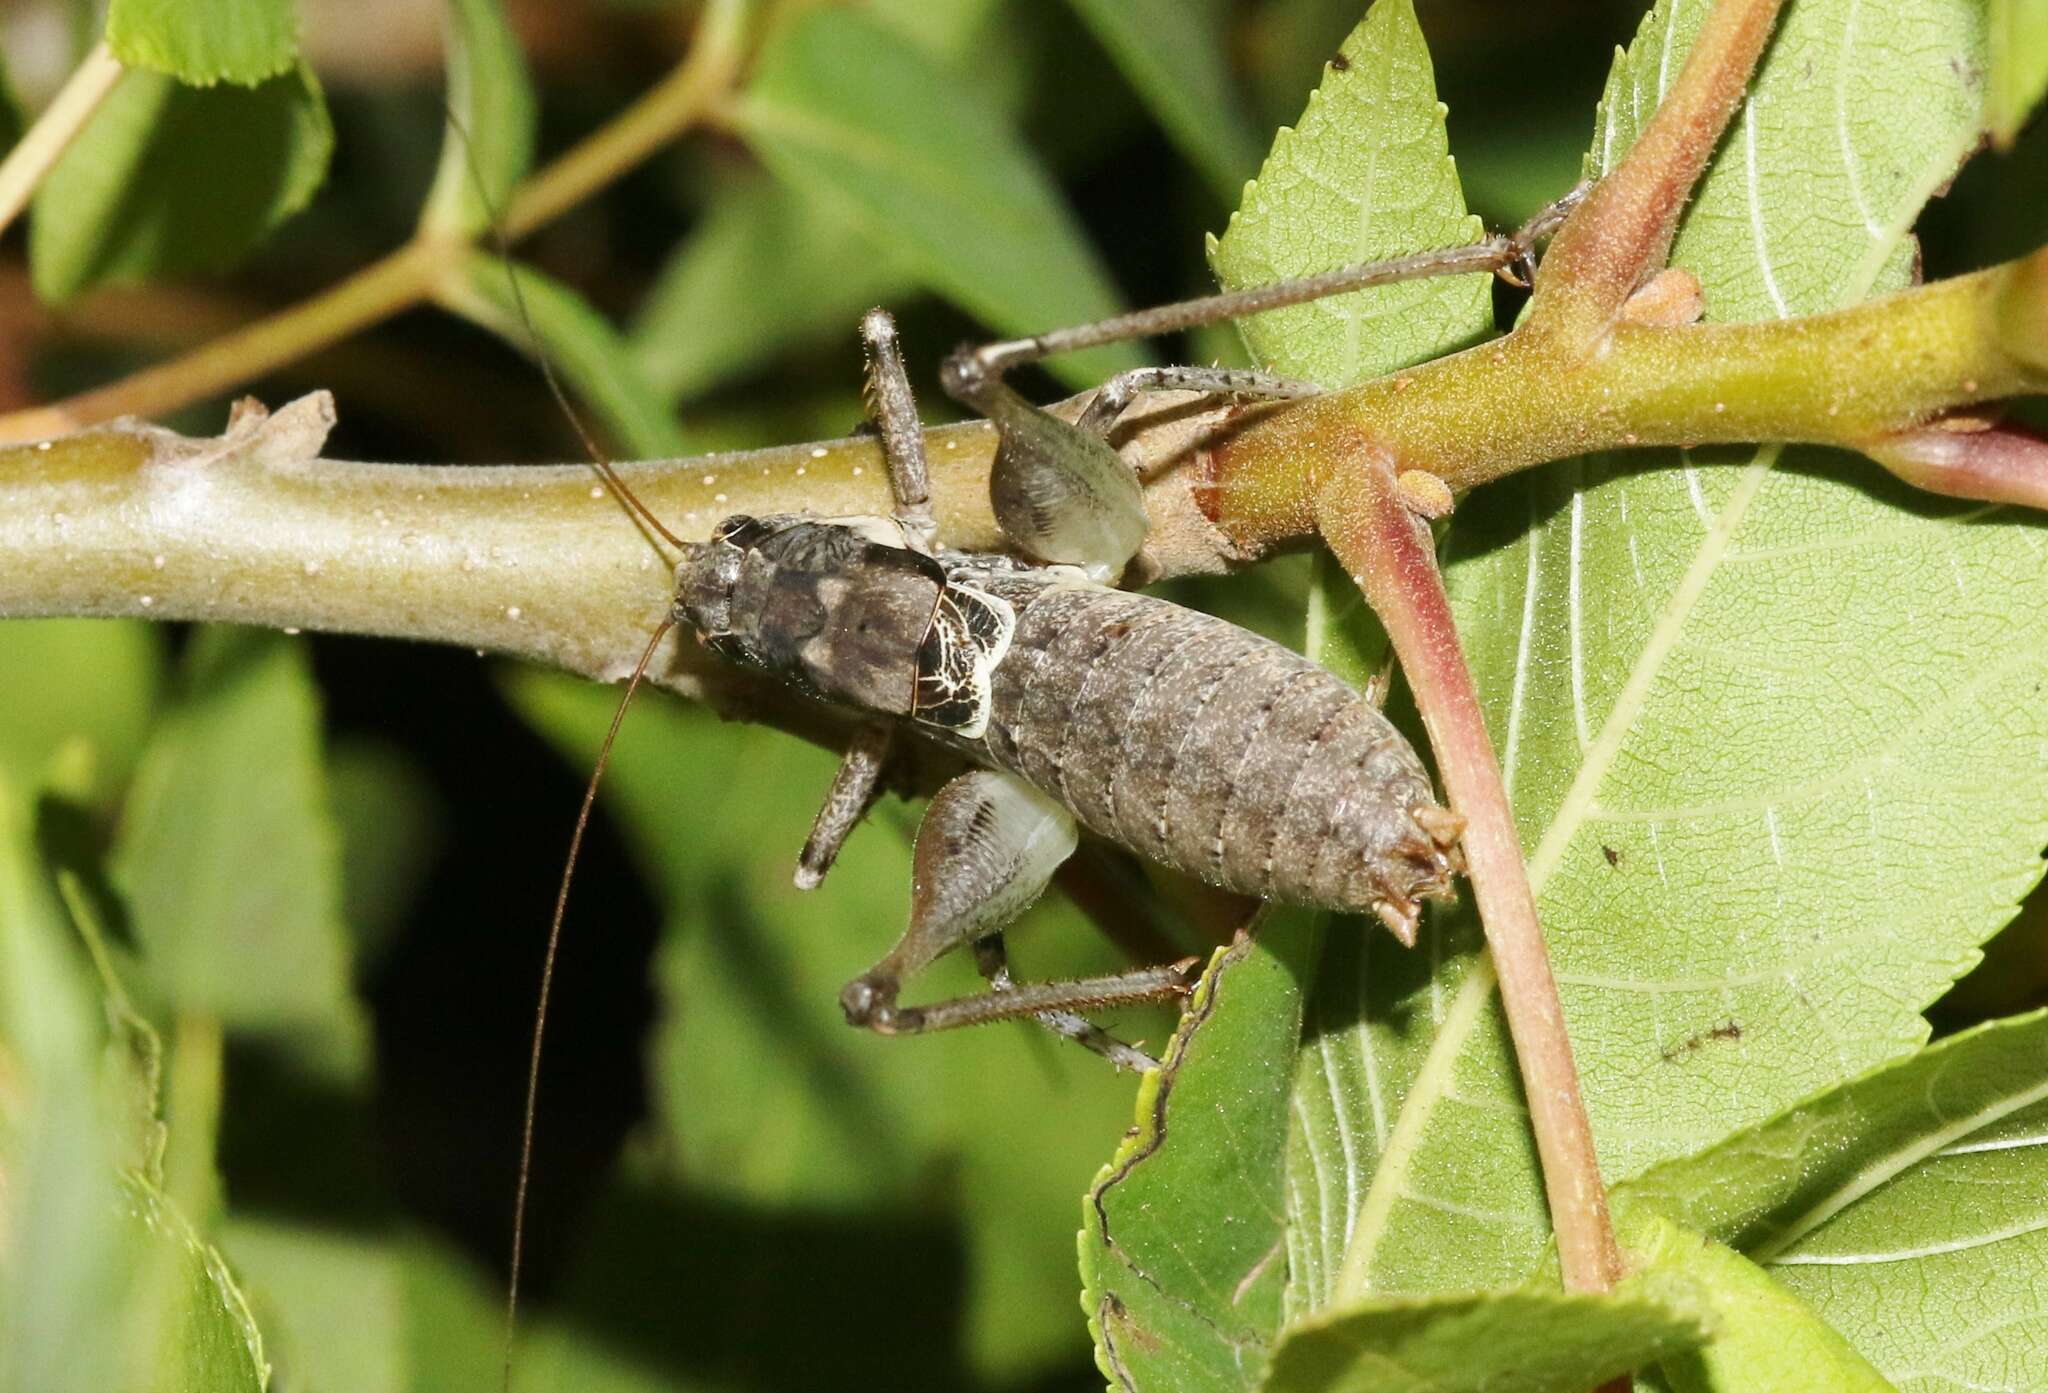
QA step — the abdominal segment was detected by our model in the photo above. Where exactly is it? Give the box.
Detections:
[958,578,1460,926]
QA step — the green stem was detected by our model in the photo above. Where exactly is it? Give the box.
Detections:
[1531,0,1785,350]
[0,242,446,442]
[1210,254,2048,548]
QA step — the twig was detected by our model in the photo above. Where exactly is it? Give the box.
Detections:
[500,0,749,240]
[0,41,126,239]
[0,4,749,445]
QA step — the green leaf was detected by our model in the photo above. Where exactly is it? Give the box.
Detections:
[1082,914,1320,1392]
[1063,0,1265,203]
[864,0,1009,62]
[1266,0,2004,1310]
[60,871,168,1180]
[225,1222,521,1393]
[30,63,333,303]
[1622,1213,1892,1393]
[629,172,919,404]
[446,251,687,459]
[119,1176,269,1393]
[1202,0,1506,1324]
[0,620,161,802]
[329,740,441,974]
[223,1222,407,1393]
[107,0,298,86]
[1617,1012,2048,1391]
[731,6,1141,391]
[1990,0,2048,146]
[1091,22,1464,1332]
[1209,0,1490,389]
[109,630,359,1046]
[418,0,536,238]
[1261,1281,1707,1393]
[505,669,1149,1383]
[0,781,264,1393]
[0,777,128,1393]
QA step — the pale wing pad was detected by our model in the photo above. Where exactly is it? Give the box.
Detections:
[911,581,1016,738]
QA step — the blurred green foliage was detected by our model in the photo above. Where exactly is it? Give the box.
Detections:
[0,2,2045,1392]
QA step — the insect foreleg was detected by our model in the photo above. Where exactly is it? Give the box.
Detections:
[794,721,896,890]
[859,308,937,551]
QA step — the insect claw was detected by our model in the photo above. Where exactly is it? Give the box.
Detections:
[1374,898,1421,947]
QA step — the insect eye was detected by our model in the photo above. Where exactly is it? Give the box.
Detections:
[713,514,765,546]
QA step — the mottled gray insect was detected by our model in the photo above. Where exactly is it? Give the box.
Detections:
[666,308,1478,1066]
[657,186,1594,1061]
[500,196,1582,1365]
[523,191,1582,1078]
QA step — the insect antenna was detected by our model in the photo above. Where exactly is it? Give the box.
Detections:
[441,107,685,1390]
[444,107,685,551]
[503,616,671,1391]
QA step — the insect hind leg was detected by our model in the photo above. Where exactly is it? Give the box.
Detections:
[971,933,1163,1073]
[1074,365,1321,440]
[846,960,1197,1039]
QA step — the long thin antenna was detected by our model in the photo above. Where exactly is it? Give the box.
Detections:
[445,107,686,551]
[440,104,688,1393]
[502,617,673,1391]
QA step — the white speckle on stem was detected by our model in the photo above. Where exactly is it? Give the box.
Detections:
[506,605,523,621]
[810,447,828,459]
[139,595,155,608]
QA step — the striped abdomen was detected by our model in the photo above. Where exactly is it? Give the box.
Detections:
[953,577,1460,935]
